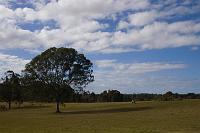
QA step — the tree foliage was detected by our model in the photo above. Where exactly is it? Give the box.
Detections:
[99,90,123,102]
[0,71,22,109]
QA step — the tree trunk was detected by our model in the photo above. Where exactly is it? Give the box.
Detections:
[56,101,60,113]
[8,100,11,110]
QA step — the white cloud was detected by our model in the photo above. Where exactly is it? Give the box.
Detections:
[0,0,199,54]
[117,21,130,30]
[0,5,15,19]
[113,21,200,50]
[128,10,159,26]
[117,1,198,29]
[95,60,186,74]
[0,20,44,50]
[0,0,149,52]
[95,59,117,68]
[0,53,30,75]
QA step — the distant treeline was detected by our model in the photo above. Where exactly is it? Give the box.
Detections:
[1,81,199,104]
[65,90,200,103]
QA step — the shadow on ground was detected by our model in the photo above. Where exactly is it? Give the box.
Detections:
[59,106,153,115]
[12,105,50,110]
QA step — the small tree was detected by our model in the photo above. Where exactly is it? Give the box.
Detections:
[162,91,175,101]
[23,47,94,112]
[0,70,21,109]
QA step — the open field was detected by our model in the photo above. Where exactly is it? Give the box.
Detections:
[0,100,200,133]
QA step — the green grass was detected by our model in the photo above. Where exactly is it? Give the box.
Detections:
[0,100,200,133]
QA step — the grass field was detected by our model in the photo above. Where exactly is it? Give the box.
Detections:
[0,100,200,133]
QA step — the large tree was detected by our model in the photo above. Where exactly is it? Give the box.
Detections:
[23,47,94,112]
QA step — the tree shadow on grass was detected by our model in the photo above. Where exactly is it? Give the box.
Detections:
[12,105,50,110]
[58,106,153,115]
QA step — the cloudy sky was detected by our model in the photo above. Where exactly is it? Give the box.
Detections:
[0,0,200,93]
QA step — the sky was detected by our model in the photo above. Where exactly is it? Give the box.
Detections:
[0,0,200,94]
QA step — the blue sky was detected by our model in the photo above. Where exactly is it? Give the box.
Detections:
[0,0,200,93]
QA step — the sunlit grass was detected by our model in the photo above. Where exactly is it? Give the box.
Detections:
[0,100,200,133]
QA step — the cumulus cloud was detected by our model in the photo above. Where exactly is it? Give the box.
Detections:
[113,21,200,50]
[0,5,15,19]
[0,0,199,53]
[0,20,44,50]
[117,10,159,29]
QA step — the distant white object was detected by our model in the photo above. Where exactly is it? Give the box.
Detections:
[131,100,136,104]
